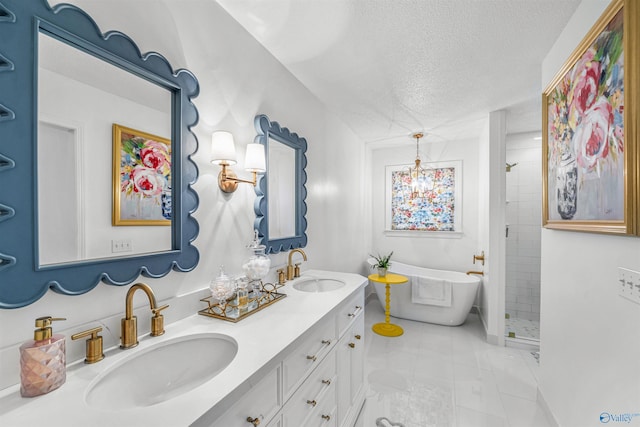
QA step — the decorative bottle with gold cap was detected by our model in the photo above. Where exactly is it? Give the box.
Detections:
[19,316,66,397]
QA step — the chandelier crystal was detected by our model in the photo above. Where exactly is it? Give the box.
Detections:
[405,132,431,200]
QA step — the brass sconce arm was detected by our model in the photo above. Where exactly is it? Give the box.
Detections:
[218,163,258,193]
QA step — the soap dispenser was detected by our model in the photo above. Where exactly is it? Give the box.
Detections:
[20,316,67,397]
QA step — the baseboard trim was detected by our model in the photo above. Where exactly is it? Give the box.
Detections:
[476,306,500,345]
[537,388,560,427]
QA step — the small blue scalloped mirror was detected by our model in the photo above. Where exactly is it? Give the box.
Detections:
[0,0,200,308]
[254,114,307,254]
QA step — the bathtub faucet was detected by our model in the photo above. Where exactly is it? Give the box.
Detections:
[466,270,484,276]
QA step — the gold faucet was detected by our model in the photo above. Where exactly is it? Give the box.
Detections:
[287,249,307,280]
[120,283,169,349]
[466,270,484,276]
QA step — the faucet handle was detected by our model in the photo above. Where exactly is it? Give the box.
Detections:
[294,263,301,278]
[71,326,104,364]
[277,269,286,285]
[150,304,169,337]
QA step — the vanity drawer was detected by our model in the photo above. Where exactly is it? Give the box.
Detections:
[283,351,336,425]
[282,316,336,399]
[303,382,337,427]
[210,366,280,427]
[336,290,364,337]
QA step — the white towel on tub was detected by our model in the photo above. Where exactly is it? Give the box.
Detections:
[411,276,452,307]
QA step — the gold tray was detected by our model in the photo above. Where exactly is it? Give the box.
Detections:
[198,281,286,323]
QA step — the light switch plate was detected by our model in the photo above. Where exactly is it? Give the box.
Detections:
[618,267,640,305]
[111,239,132,253]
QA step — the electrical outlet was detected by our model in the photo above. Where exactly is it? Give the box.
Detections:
[111,239,133,253]
[618,267,640,305]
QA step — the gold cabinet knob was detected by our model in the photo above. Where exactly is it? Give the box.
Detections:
[307,355,317,362]
[246,416,261,426]
[355,334,361,340]
[322,414,331,421]
[347,306,362,317]
[322,379,331,385]
[306,399,317,407]
[321,339,331,345]
[71,326,104,364]
[348,342,355,349]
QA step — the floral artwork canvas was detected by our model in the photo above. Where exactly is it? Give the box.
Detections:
[543,0,631,234]
[112,124,171,225]
[386,161,462,232]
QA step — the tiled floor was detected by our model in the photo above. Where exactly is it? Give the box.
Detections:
[505,317,540,341]
[359,299,551,427]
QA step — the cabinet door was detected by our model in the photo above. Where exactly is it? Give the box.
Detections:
[349,313,365,404]
[337,311,365,427]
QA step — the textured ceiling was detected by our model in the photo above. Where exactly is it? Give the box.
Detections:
[217,0,582,145]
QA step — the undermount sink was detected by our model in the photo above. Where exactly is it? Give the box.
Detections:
[293,277,346,293]
[86,333,237,409]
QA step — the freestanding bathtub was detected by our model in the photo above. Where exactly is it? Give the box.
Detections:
[371,261,481,326]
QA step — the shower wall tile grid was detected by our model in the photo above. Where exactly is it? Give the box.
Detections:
[505,146,542,324]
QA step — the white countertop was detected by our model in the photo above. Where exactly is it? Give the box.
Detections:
[0,270,367,427]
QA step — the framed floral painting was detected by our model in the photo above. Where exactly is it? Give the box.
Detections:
[112,124,172,226]
[542,0,637,235]
[385,161,462,233]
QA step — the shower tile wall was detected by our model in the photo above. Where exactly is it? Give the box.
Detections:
[506,143,542,324]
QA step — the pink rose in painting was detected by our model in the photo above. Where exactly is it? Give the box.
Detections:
[131,166,166,197]
[140,140,170,175]
[569,49,601,117]
[573,98,613,172]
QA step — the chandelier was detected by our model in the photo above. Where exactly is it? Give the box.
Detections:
[404,132,431,200]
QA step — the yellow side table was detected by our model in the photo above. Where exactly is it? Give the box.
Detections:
[368,273,408,337]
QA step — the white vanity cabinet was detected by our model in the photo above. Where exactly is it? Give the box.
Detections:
[282,351,337,426]
[282,316,337,401]
[207,287,365,427]
[336,299,366,427]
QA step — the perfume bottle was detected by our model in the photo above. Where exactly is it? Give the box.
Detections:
[236,276,249,314]
[20,316,67,397]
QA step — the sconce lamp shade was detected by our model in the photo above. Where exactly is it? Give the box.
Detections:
[244,143,266,173]
[211,131,237,165]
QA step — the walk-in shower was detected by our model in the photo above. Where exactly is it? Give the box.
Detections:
[505,136,541,344]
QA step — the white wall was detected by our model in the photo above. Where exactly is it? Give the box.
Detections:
[369,137,480,272]
[476,111,507,345]
[539,1,640,425]
[0,0,367,390]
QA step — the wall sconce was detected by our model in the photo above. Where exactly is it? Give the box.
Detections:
[211,131,266,193]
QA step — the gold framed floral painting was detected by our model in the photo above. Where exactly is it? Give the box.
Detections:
[112,124,172,226]
[542,0,637,235]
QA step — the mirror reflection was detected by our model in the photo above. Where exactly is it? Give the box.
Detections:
[268,138,296,239]
[37,31,172,266]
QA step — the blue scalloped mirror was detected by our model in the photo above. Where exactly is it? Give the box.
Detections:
[254,114,307,254]
[0,0,200,308]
